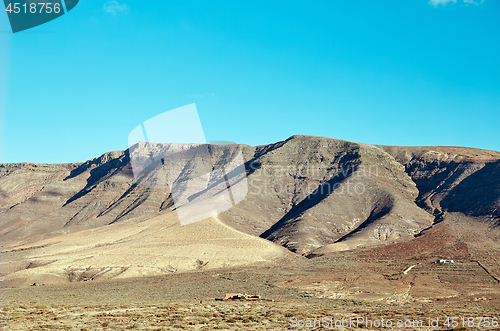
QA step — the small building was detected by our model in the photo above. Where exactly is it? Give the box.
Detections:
[224,293,261,301]
[434,259,454,264]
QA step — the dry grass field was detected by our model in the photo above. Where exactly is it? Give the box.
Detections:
[1,264,498,330]
[1,298,498,331]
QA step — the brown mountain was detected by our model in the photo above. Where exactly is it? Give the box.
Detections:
[1,135,499,287]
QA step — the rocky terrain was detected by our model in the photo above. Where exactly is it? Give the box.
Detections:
[0,135,499,287]
[1,224,499,330]
[1,135,499,329]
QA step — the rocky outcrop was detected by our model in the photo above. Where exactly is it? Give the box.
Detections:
[1,136,499,257]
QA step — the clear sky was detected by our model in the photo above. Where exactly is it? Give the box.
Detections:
[1,0,499,164]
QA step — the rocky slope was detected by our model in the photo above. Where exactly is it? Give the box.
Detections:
[1,135,499,286]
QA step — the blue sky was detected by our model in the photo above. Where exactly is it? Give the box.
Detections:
[1,0,499,163]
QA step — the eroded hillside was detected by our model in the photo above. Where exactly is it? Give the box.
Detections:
[1,135,499,286]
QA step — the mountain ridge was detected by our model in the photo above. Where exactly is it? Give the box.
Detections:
[1,135,499,286]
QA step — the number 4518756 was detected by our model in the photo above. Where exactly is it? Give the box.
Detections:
[444,317,498,328]
[6,2,61,14]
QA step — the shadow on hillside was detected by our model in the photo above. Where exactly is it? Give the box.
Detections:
[441,160,500,220]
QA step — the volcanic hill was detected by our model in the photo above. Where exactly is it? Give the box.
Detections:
[1,135,499,287]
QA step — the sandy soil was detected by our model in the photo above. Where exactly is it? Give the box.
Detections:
[0,215,295,288]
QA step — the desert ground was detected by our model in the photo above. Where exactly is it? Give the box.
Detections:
[1,259,498,330]
[1,215,499,330]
